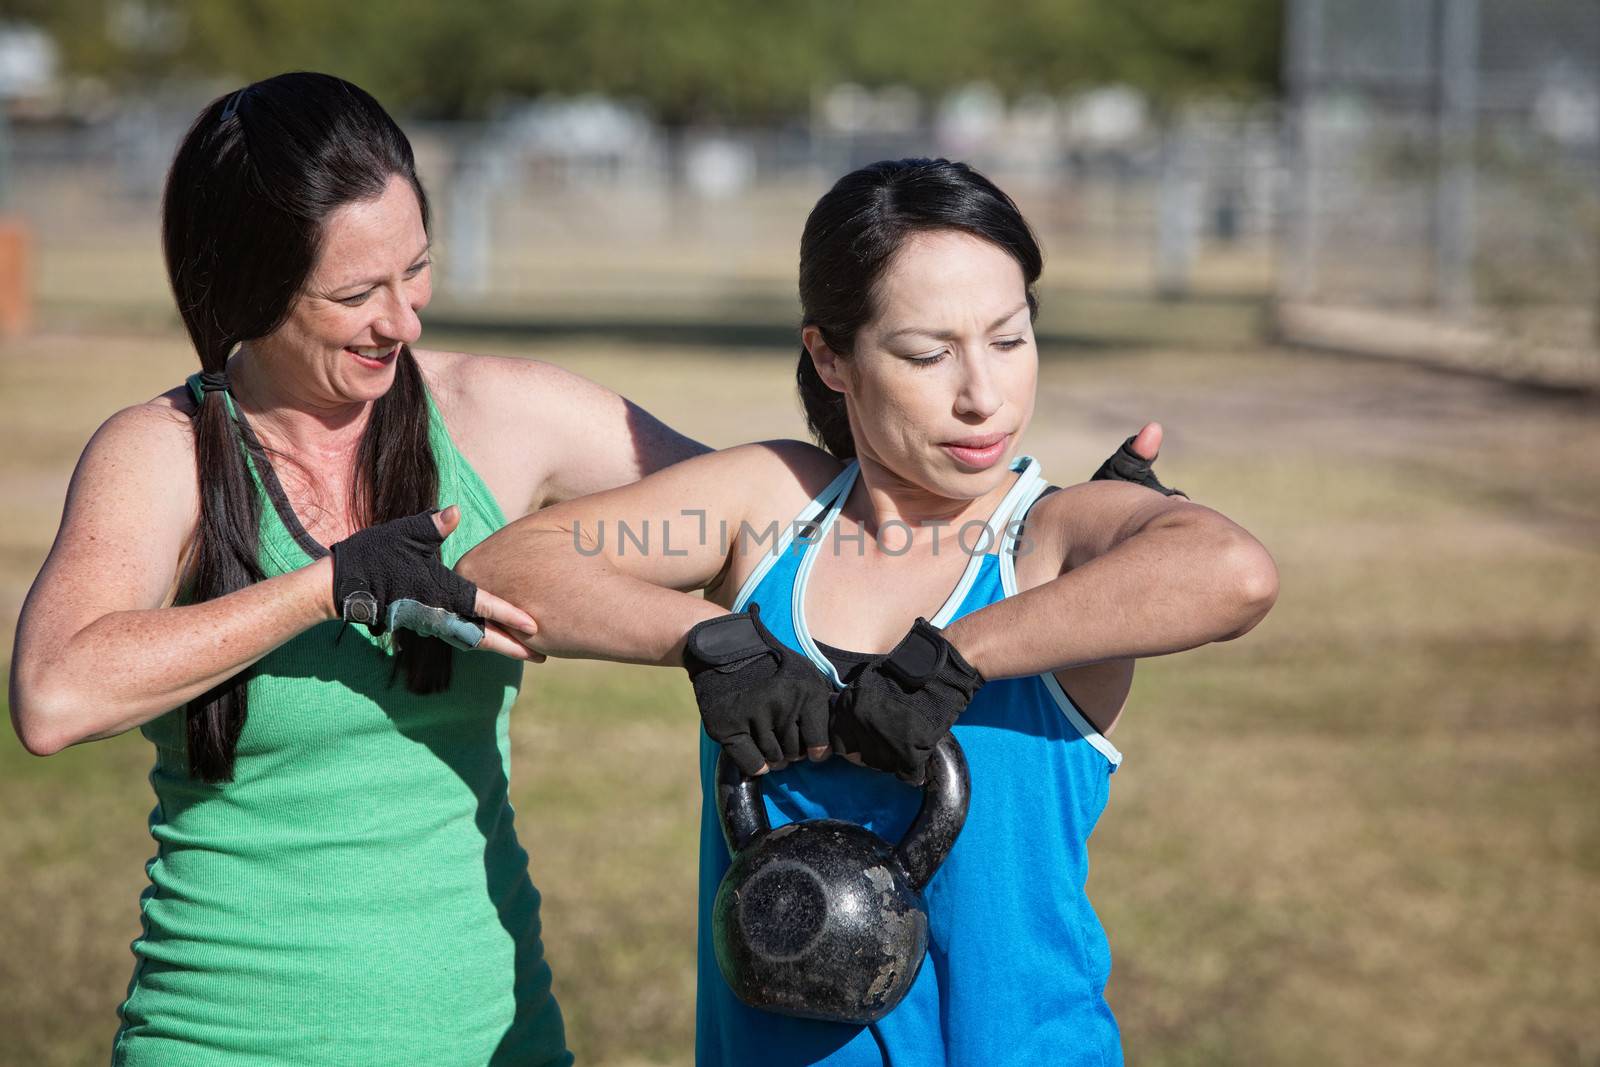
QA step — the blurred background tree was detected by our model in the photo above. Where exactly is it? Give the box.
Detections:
[7,0,1281,119]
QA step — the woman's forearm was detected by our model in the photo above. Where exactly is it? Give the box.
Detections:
[942,510,1278,681]
[11,559,336,754]
[457,525,723,668]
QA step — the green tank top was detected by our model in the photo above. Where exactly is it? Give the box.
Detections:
[112,380,570,1067]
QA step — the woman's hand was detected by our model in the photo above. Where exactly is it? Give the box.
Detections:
[329,505,544,662]
[830,618,985,785]
[1092,422,1185,497]
[682,604,834,776]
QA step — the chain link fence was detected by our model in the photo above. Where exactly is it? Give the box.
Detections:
[1279,0,1600,385]
[3,82,1282,345]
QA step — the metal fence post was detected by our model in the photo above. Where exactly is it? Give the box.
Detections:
[1434,0,1479,319]
[1283,0,1324,303]
[446,134,493,302]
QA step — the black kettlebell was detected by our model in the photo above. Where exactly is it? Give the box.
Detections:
[712,734,970,1024]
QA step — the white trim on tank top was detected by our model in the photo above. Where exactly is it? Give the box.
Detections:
[788,456,1043,688]
[731,461,859,614]
[1001,477,1124,768]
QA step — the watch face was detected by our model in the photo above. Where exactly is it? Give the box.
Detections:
[343,590,380,626]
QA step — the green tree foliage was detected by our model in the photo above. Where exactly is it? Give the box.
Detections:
[14,0,1282,118]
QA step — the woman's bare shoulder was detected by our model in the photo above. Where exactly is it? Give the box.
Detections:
[94,387,200,457]
[148,381,200,414]
[43,388,202,584]
[1013,478,1188,587]
[412,346,710,513]
[583,437,842,516]
[702,439,846,605]
[72,388,201,511]
[679,438,844,521]
[729,438,844,498]
[412,347,589,420]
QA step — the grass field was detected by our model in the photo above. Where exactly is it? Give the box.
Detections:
[1,324,1597,1066]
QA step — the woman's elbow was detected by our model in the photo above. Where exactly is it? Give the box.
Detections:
[1217,535,1279,639]
[9,669,91,756]
[12,692,71,756]
[16,728,67,758]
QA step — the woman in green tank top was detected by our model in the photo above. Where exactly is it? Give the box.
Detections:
[8,73,706,1066]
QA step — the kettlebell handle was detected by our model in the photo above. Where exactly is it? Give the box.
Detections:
[896,735,970,890]
[715,734,971,892]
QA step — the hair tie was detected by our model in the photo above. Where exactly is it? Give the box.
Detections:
[184,370,230,407]
[221,89,247,122]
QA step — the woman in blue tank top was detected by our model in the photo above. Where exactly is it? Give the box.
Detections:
[462,158,1278,1066]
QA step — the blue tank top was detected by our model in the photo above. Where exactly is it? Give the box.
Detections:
[695,456,1123,1067]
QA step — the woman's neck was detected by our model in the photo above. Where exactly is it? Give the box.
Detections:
[227,348,373,465]
[846,451,1016,545]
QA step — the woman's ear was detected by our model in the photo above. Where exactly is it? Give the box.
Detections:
[803,326,850,393]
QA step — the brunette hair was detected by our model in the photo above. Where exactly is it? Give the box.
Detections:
[164,72,448,782]
[796,158,1043,459]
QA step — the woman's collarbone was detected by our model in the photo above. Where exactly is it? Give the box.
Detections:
[803,546,976,653]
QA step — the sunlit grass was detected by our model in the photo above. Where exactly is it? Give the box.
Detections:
[1,331,1595,1065]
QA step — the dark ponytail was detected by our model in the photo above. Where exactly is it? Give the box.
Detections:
[796,159,1044,460]
[164,73,446,782]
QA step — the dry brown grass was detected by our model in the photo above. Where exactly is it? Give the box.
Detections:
[1,327,1596,1065]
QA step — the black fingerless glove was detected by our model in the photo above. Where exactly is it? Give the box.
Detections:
[1091,435,1187,498]
[329,511,482,647]
[682,604,833,776]
[831,618,985,785]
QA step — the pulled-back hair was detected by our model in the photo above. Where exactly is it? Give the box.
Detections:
[796,159,1043,459]
[164,72,448,782]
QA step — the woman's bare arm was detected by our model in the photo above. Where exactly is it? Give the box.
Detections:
[942,481,1278,682]
[9,403,336,754]
[457,442,833,666]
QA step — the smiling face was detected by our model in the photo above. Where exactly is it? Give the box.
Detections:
[807,228,1038,502]
[246,174,432,405]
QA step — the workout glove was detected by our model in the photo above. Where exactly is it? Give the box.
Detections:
[1091,435,1186,497]
[831,618,984,785]
[682,604,833,776]
[328,510,485,650]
